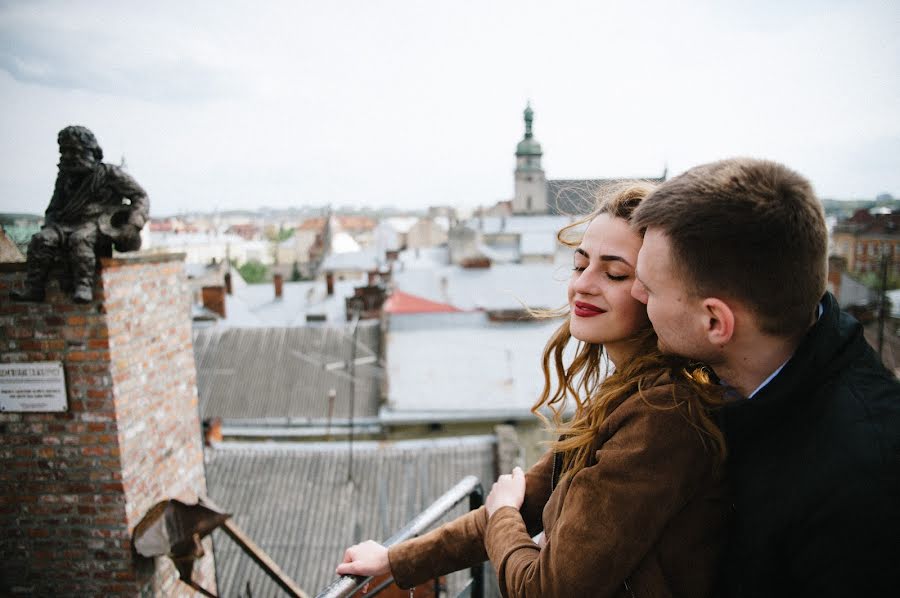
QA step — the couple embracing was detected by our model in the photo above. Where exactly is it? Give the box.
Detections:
[338,158,900,597]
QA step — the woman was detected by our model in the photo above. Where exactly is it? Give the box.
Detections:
[336,183,728,597]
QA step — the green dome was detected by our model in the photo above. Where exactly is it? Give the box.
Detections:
[516,137,542,156]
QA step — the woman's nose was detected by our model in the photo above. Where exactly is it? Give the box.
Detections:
[574,269,600,295]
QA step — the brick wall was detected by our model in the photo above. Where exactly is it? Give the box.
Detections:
[1,254,215,596]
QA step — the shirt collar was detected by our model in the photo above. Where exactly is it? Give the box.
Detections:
[745,301,824,399]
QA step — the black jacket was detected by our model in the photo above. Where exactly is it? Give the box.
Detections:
[718,292,900,597]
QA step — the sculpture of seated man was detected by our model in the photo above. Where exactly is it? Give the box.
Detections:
[13,125,149,304]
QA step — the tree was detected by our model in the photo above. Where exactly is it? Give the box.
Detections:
[237,260,268,284]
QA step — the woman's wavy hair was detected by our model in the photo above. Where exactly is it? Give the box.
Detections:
[531,181,727,481]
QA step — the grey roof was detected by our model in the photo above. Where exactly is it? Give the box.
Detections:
[193,324,382,420]
[385,319,572,413]
[205,436,500,597]
[546,177,666,216]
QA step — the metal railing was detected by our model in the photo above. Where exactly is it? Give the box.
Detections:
[315,475,485,598]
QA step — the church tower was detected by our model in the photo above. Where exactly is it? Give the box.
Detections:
[512,102,547,215]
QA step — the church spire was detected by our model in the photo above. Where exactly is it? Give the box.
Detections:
[524,101,534,138]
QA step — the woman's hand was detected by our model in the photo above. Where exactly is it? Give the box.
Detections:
[335,540,390,577]
[485,466,526,517]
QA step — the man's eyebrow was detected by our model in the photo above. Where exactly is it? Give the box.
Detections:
[600,255,633,267]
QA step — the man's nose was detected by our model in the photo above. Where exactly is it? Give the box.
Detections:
[631,279,648,304]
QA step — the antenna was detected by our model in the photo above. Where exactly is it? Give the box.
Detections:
[346,305,361,483]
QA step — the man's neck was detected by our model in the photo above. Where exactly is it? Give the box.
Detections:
[716,336,801,398]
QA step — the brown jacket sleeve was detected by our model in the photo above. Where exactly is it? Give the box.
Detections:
[483,388,717,598]
[389,449,556,589]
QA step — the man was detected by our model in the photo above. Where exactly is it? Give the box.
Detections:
[12,125,149,303]
[630,158,899,596]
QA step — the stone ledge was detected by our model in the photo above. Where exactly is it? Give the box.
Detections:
[0,252,186,273]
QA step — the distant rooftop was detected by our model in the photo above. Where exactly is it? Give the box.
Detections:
[219,278,362,327]
[385,319,574,414]
[194,323,382,421]
[391,258,570,312]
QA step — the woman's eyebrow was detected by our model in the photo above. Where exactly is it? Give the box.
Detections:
[574,248,588,258]
[600,255,633,267]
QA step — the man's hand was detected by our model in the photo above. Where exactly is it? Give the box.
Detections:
[335,540,390,577]
[486,466,526,517]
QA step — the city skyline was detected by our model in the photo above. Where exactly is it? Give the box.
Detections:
[1,0,898,218]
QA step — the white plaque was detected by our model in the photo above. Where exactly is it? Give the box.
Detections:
[0,362,68,412]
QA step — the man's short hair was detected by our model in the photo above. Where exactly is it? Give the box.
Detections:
[632,158,827,337]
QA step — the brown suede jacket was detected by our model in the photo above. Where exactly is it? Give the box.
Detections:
[388,384,728,598]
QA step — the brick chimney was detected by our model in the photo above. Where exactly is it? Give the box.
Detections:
[274,273,283,299]
[326,271,335,296]
[202,285,226,318]
[0,254,215,596]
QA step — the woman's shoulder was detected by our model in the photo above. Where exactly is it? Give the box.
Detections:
[603,376,708,432]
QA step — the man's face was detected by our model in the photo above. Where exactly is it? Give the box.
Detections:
[632,228,718,363]
[58,140,97,174]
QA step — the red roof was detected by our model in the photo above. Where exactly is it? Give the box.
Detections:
[383,290,461,314]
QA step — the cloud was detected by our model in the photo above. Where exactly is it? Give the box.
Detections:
[0,4,241,103]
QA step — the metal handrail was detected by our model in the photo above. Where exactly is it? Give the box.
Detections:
[315,475,484,598]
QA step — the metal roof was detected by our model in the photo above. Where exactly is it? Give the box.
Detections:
[193,324,383,420]
[205,436,500,597]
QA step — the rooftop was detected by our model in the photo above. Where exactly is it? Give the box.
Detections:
[205,436,500,596]
[193,324,382,420]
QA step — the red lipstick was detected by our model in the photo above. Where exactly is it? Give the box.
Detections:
[573,301,606,318]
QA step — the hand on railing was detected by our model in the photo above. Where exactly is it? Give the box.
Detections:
[336,540,390,577]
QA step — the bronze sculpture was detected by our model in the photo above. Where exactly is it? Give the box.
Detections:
[12,126,149,303]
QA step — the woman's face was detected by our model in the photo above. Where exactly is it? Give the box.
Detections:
[567,213,650,366]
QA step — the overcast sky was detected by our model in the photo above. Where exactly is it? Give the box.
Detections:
[0,0,897,217]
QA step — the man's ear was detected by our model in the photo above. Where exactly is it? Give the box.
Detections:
[701,298,735,346]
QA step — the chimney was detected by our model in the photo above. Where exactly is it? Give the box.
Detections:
[224,271,232,295]
[326,271,335,296]
[274,273,283,299]
[205,417,223,446]
[201,285,226,318]
[367,270,377,285]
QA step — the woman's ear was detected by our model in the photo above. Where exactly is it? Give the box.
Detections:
[701,298,735,347]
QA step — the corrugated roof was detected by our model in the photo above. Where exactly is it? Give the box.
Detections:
[205,436,500,597]
[194,324,383,420]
